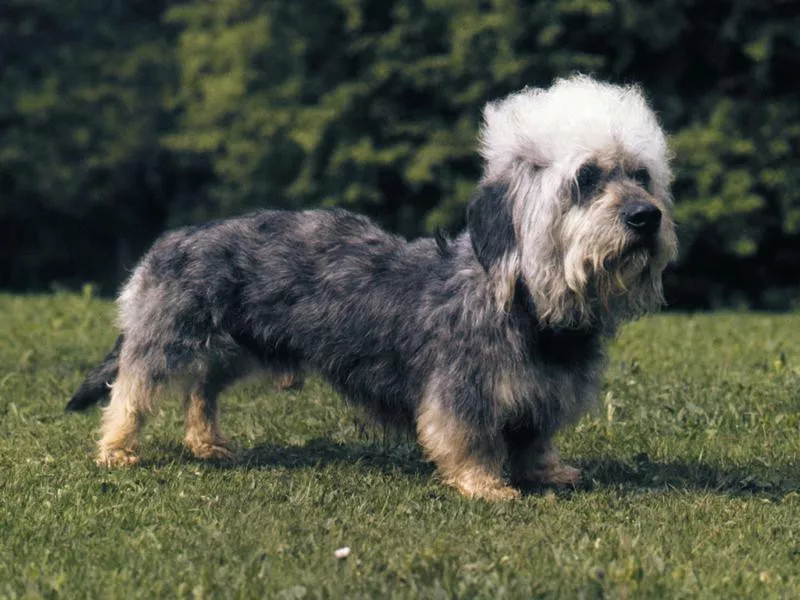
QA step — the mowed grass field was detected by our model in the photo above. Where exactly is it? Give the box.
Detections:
[1,293,799,599]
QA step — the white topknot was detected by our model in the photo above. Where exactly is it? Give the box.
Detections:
[479,75,672,195]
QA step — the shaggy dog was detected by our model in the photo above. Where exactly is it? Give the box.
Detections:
[67,75,677,501]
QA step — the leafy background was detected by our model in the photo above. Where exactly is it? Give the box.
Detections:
[2,0,798,308]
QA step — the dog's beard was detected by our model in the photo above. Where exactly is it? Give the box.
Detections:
[587,236,676,328]
[527,226,671,329]
[597,245,659,299]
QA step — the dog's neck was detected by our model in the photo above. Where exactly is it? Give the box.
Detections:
[507,280,602,369]
[511,276,618,339]
[512,277,605,348]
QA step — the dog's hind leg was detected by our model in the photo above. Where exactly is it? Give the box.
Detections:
[417,397,520,501]
[97,365,154,467]
[183,367,233,461]
[275,369,304,391]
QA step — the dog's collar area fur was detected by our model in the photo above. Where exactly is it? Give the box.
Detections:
[513,276,601,334]
[510,276,602,367]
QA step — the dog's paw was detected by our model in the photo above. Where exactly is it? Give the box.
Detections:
[542,463,582,487]
[474,485,523,502]
[451,474,522,501]
[520,463,582,489]
[96,448,139,468]
[188,442,235,461]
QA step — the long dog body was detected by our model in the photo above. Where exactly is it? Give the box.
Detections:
[69,76,677,500]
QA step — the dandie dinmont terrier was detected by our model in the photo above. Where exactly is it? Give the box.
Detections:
[68,75,677,500]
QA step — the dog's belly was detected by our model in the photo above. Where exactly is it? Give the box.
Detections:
[228,296,428,430]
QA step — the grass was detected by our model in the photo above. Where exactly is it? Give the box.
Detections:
[1,291,799,598]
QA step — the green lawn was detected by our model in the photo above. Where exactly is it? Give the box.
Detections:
[1,292,799,598]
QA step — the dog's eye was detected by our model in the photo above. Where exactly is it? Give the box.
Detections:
[632,167,651,189]
[575,163,602,201]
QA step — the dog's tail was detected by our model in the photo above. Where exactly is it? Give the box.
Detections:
[66,335,123,411]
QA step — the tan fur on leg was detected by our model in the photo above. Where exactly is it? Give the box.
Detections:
[276,371,304,391]
[417,397,520,501]
[184,386,233,461]
[97,368,153,467]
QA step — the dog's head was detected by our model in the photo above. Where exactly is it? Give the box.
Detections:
[468,75,678,329]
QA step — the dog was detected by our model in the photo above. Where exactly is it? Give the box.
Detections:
[67,75,677,501]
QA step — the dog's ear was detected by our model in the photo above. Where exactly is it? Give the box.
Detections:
[467,183,516,273]
[467,183,520,309]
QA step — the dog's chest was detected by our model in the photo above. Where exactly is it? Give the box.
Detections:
[532,327,600,368]
[496,326,604,426]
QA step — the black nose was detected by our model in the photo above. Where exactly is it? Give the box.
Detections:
[623,202,661,235]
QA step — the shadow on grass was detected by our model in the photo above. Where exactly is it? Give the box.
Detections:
[141,440,799,498]
[138,437,434,479]
[236,438,435,478]
[232,443,800,498]
[581,454,800,498]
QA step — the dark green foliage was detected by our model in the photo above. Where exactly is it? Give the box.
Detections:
[1,0,176,289]
[1,0,798,306]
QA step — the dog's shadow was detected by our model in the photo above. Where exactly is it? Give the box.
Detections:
[241,438,434,478]
[156,438,800,498]
[581,454,800,498]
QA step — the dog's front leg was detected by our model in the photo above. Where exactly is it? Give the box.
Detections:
[504,425,581,488]
[417,397,520,501]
